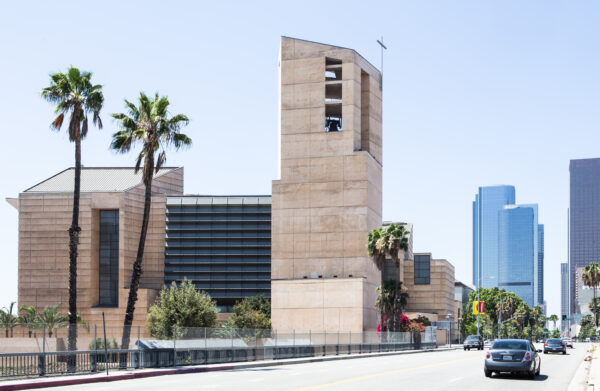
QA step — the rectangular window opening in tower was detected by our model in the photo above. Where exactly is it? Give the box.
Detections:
[325,57,342,132]
[99,210,119,307]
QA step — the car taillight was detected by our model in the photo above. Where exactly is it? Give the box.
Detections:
[486,351,490,359]
[561,343,565,347]
[544,343,548,347]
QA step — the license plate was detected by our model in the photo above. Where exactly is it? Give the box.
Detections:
[503,355,512,361]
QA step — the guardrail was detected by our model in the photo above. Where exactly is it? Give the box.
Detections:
[0,340,436,378]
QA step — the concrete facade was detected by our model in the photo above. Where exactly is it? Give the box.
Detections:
[271,37,383,332]
[403,253,456,322]
[15,167,183,337]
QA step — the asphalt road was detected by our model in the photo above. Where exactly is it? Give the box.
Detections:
[51,343,590,391]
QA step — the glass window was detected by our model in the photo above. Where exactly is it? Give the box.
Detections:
[492,341,528,350]
[414,254,430,285]
[99,210,119,307]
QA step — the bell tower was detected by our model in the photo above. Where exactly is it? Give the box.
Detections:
[271,37,383,331]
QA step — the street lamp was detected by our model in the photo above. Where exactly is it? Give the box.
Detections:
[446,313,453,347]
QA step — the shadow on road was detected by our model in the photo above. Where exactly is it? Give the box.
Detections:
[232,368,282,372]
[491,373,549,381]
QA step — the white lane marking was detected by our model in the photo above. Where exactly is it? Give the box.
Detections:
[449,377,463,382]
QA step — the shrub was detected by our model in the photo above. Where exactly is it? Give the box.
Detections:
[147,279,218,339]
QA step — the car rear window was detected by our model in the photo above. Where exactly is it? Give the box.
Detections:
[491,341,527,350]
[547,339,562,344]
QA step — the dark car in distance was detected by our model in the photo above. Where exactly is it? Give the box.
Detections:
[464,335,484,350]
[544,338,567,354]
[484,339,541,379]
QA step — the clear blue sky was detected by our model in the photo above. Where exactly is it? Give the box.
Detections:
[1,1,599,319]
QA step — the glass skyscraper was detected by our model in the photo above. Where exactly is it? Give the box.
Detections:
[538,224,544,306]
[473,185,516,289]
[498,205,536,306]
[473,186,543,307]
[569,158,600,314]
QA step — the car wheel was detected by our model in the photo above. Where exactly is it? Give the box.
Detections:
[528,368,536,379]
[536,363,540,376]
[484,369,492,378]
[543,351,547,354]
[563,351,566,355]
[464,347,466,351]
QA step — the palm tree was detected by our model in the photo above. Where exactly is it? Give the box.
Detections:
[41,67,104,351]
[367,223,410,334]
[548,314,559,330]
[111,92,191,350]
[375,280,409,331]
[38,304,68,338]
[19,305,40,338]
[582,263,600,327]
[0,302,18,338]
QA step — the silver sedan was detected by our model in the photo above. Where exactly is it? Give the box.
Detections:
[484,339,542,379]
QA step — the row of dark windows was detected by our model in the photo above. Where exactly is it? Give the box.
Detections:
[165,265,270,272]
[167,232,271,238]
[166,240,271,246]
[163,274,271,281]
[167,215,271,222]
[166,224,271,230]
[167,206,270,213]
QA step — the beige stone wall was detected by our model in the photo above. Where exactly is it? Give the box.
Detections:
[272,37,382,332]
[403,254,456,321]
[272,278,372,332]
[17,168,183,336]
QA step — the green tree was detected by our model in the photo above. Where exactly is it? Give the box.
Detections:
[41,67,104,352]
[0,302,18,338]
[551,329,560,338]
[38,304,68,338]
[147,280,217,339]
[582,263,600,327]
[375,279,409,331]
[19,305,40,338]
[111,92,191,349]
[226,297,271,330]
[460,287,525,338]
[548,314,559,330]
[367,223,410,331]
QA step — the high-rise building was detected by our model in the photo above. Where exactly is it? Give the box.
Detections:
[473,186,516,289]
[538,224,544,306]
[561,262,569,332]
[473,186,543,306]
[497,205,538,306]
[569,158,600,314]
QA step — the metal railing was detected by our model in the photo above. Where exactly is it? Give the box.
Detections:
[0,325,437,379]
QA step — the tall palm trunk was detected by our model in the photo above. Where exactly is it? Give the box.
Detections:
[380,268,384,341]
[121,153,154,353]
[67,135,81,358]
[593,284,598,328]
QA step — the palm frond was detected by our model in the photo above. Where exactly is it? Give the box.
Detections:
[50,113,65,131]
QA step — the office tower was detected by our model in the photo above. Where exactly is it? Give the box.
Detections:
[538,224,544,306]
[497,205,538,306]
[569,158,600,313]
[473,185,516,288]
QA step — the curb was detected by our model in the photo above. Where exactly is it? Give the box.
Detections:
[0,347,452,391]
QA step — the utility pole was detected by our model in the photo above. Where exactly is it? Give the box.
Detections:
[376,37,387,89]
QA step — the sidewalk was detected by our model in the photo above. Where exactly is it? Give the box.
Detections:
[569,343,596,391]
[0,346,454,391]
